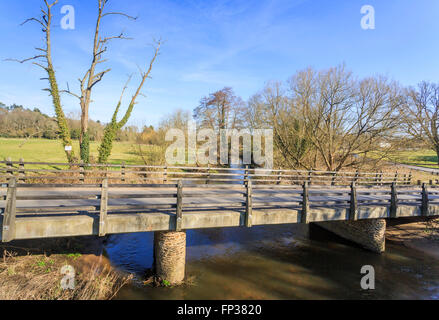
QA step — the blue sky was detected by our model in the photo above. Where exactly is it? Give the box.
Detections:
[1,0,438,128]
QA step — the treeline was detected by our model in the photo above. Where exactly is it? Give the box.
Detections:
[157,64,435,170]
[4,64,436,170]
[0,103,140,142]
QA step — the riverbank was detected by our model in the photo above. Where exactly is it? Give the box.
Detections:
[0,236,132,300]
[386,218,439,259]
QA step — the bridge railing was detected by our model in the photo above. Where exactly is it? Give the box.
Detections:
[0,159,421,186]
[1,176,437,241]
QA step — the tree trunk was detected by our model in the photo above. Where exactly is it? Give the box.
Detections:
[80,104,90,163]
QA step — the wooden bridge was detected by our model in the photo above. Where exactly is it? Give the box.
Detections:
[1,160,438,243]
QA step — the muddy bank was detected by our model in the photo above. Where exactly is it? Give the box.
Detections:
[0,236,132,300]
[386,218,439,259]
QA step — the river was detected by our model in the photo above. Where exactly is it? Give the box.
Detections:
[107,224,439,300]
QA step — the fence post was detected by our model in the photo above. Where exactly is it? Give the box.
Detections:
[2,177,17,242]
[79,160,85,184]
[390,182,398,218]
[206,164,210,185]
[277,170,282,185]
[245,180,253,227]
[393,171,398,185]
[163,166,168,184]
[331,172,337,186]
[374,172,380,185]
[175,180,183,231]
[121,162,126,183]
[308,170,312,186]
[18,158,25,183]
[349,182,358,221]
[408,171,412,185]
[99,179,108,237]
[421,183,429,217]
[6,157,13,178]
[244,165,249,186]
[379,171,384,185]
[301,182,309,224]
[354,170,359,184]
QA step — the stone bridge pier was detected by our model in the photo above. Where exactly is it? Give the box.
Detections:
[315,218,386,253]
[154,231,186,285]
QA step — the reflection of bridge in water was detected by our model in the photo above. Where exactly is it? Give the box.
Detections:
[1,160,438,284]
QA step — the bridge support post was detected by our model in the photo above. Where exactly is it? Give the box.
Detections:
[154,231,186,285]
[315,219,386,253]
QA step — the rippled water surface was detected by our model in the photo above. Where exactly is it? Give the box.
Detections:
[105,223,439,300]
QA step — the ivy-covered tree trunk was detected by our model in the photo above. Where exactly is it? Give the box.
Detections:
[97,40,161,163]
[47,67,75,163]
[42,1,75,163]
[80,131,90,163]
[98,116,118,163]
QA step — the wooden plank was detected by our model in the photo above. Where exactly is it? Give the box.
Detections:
[421,183,429,217]
[245,180,253,227]
[2,177,17,242]
[349,182,358,221]
[99,179,108,236]
[301,182,309,223]
[175,180,183,231]
[390,182,398,218]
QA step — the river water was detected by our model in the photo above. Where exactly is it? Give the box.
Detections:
[107,223,439,300]
[106,166,439,300]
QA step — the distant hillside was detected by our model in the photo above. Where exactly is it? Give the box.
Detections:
[0,102,138,142]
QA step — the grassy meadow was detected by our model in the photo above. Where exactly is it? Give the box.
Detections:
[0,138,164,167]
[380,149,439,169]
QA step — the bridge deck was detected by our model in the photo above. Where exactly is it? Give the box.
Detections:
[1,182,439,241]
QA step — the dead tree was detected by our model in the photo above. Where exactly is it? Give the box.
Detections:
[62,0,136,163]
[8,0,75,162]
[98,40,161,163]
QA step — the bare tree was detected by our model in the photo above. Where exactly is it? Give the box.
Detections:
[8,0,75,162]
[245,66,403,171]
[98,40,161,163]
[246,81,313,169]
[194,87,244,131]
[63,0,136,163]
[402,82,439,165]
[293,65,402,171]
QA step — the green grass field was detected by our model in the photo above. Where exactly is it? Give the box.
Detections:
[0,138,163,166]
[381,149,439,169]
